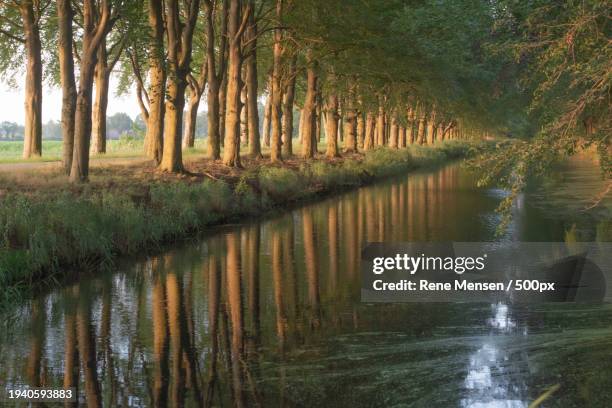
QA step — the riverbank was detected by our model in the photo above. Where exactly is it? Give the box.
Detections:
[0,141,480,299]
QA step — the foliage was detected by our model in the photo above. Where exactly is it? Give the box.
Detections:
[470,0,611,232]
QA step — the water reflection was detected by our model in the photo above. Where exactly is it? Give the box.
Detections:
[461,303,528,408]
[0,162,610,407]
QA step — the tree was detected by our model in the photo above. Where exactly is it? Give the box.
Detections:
[91,36,125,154]
[269,0,283,163]
[56,0,77,173]
[204,0,228,160]
[182,57,207,149]
[0,0,45,158]
[325,91,339,158]
[70,0,117,182]
[159,0,201,173]
[301,51,318,159]
[145,0,166,164]
[222,0,249,167]
[282,55,297,156]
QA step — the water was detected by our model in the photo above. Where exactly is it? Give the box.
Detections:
[1,156,610,407]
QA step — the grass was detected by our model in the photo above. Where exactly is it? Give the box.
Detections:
[0,138,211,163]
[0,140,480,304]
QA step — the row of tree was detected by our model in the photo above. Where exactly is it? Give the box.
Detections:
[1,0,607,183]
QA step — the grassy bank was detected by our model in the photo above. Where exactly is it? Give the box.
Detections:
[0,141,478,298]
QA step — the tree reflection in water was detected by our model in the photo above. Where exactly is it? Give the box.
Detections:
[2,162,611,407]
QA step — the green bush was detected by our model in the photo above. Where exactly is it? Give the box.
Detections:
[258,166,307,202]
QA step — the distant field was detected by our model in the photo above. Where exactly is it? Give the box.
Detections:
[0,138,210,163]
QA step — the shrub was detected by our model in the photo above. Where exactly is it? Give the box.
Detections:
[258,167,307,202]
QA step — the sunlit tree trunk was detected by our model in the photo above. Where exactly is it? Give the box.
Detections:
[389,113,399,148]
[57,0,76,173]
[376,103,385,146]
[356,111,365,149]
[282,56,297,156]
[160,73,187,172]
[416,102,426,145]
[363,112,375,151]
[426,108,436,145]
[406,106,415,144]
[91,42,109,154]
[399,125,406,148]
[20,0,43,159]
[343,105,357,152]
[325,93,340,158]
[70,0,114,182]
[262,86,272,147]
[301,53,318,159]
[159,0,200,172]
[269,0,283,162]
[222,0,246,167]
[145,0,166,164]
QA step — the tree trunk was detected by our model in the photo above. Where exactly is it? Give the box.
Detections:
[417,115,426,145]
[270,0,283,163]
[91,43,109,154]
[301,55,318,159]
[298,106,305,145]
[159,0,200,172]
[343,106,357,152]
[160,75,187,172]
[262,93,271,147]
[207,77,221,158]
[399,126,406,148]
[204,0,225,160]
[182,88,201,149]
[71,0,113,183]
[245,0,261,158]
[343,82,357,152]
[145,0,166,164]
[240,84,248,146]
[356,111,365,149]
[426,109,436,145]
[70,61,96,182]
[389,114,398,148]
[282,56,297,156]
[363,112,375,151]
[57,0,76,173]
[20,1,43,158]
[407,106,415,144]
[222,0,243,167]
[376,104,385,146]
[325,94,339,158]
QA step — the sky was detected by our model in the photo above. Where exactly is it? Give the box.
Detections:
[0,74,141,125]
